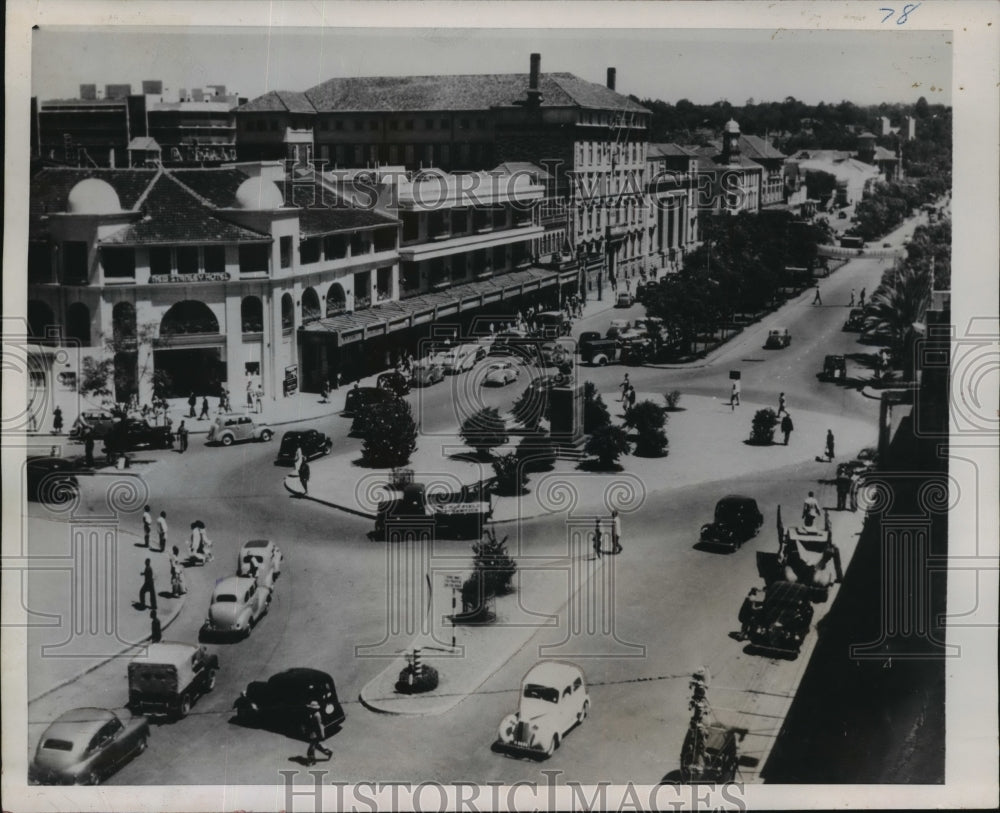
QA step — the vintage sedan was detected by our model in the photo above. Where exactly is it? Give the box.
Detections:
[236,539,283,590]
[842,308,866,332]
[29,707,149,785]
[102,418,173,459]
[699,495,764,550]
[26,457,80,504]
[482,361,520,387]
[207,414,273,447]
[377,370,411,397]
[234,667,346,740]
[741,581,815,657]
[200,575,271,640]
[276,429,332,465]
[410,362,445,387]
[764,328,791,349]
[496,661,589,758]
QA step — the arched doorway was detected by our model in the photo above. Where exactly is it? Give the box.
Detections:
[155,300,224,397]
[65,302,91,346]
[302,287,321,323]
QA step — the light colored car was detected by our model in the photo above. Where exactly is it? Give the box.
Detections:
[441,343,479,374]
[236,539,283,590]
[29,707,150,785]
[764,328,791,349]
[482,361,520,387]
[496,661,589,757]
[207,414,273,446]
[200,575,271,639]
[410,361,445,387]
[615,291,634,308]
[606,319,632,339]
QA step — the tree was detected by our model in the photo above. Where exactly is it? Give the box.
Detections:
[512,384,550,430]
[863,265,932,362]
[623,399,667,435]
[515,433,556,473]
[749,408,779,445]
[584,424,630,469]
[583,381,611,432]
[492,452,528,496]
[472,528,517,597]
[78,356,115,401]
[460,407,508,459]
[361,399,418,467]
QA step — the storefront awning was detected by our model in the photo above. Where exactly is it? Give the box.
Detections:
[300,265,576,345]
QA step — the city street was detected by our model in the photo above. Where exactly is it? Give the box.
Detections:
[27,249,890,784]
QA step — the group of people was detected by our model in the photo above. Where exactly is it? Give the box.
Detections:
[619,374,637,410]
[137,508,213,626]
[592,510,623,558]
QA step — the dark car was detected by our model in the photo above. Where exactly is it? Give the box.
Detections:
[276,429,333,465]
[102,418,173,459]
[742,581,814,657]
[821,354,847,382]
[29,707,149,785]
[377,371,411,397]
[343,386,396,417]
[233,667,346,740]
[69,409,116,439]
[27,457,80,504]
[699,496,764,550]
[842,308,865,332]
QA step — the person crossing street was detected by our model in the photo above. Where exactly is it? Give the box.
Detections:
[304,700,332,765]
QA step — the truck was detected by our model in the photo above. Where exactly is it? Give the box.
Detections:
[579,332,619,366]
[127,642,219,719]
[374,482,493,540]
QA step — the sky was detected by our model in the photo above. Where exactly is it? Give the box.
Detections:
[31,26,952,108]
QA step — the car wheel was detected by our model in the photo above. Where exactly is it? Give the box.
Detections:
[324,443,332,456]
[136,734,148,754]
[544,734,559,756]
[221,434,234,447]
[260,430,273,442]
[178,695,191,718]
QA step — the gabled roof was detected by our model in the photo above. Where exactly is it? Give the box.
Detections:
[647,143,698,159]
[170,167,255,208]
[738,134,786,162]
[236,89,315,114]
[128,137,161,152]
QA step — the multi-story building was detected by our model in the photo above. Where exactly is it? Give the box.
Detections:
[645,144,701,272]
[691,120,764,215]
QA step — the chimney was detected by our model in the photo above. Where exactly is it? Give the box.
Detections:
[527,53,543,108]
[606,68,617,91]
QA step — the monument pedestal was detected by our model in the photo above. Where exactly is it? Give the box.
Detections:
[548,383,585,449]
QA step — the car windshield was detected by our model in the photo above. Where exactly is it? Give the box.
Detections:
[523,684,559,703]
[42,739,74,751]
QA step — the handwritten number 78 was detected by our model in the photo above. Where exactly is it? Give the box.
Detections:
[880,4,920,24]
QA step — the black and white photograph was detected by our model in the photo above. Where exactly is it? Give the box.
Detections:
[3,1,997,810]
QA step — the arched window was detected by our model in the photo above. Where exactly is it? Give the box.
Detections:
[65,302,91,346]
[160,300,219,336]
[27,300,55,341]
[281,293,294,330]
[326,283,346,316]
[302,287,321,323]
[241,296,263,332]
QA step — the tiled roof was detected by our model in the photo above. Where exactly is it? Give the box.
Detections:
[739,134,786,161]
[100,173,270,245]
[872,145,898,161]
[236,89,315,113]
[29,168,156,241]
[170,167,254,208]
[302,72,647,113]
[647,143,698,158]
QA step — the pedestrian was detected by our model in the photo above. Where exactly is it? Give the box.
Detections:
[780,412,794,445]
[247,381,255,409]
[139,559,157,610]
[334,372,342,391]
[320,384,329,404]
[627,385,636,410]
[84,428,95,466]
[156,511,168,552]
[187,392,197,418]
[859,287,866,307]
[299,460,311,496]
[255,387,264,413]
[592,518,603,559]
[619,374,630,402]
[825,429,836,461]
[168,546,187,596]
[199,397,210,420]
[835,465,851,511]
[294,444,304,474]
[777,392,787,416]
[848,288,855,307]
[729,381,740,410]
[304,700,333,765]
[611,509,622,554]
[150,610,162,643]
[849,469,861,512]
[802,491,821,528]
[52,406,63,435]
[177,420,188,453]
[812,284,822,306]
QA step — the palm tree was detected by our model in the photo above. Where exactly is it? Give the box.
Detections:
[863,265,931,362]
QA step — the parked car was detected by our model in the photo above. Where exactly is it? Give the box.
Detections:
[842,308,866,332]
[606,319,631,340]
[496,661,589,757]
[343,385,395,417]
[236,539,283,589]
[539,340,573,367]
[377,370,411,397]
[821,354,847,382]
[741,581,814,657]
[699,495,764,550]
[69,409,116,439]
[200,576,271,640]
[234,667,346,740]
[764,328,791,349]
[615,291,634,308]
[534,311,572,337]
[207,414,273,447]
[482,361,520,386]
[102,418,174,459]
[579,336,619,366]
[410,361,445,387]
[440,343,480,374]
[26,457,80,504]
[29,707,150,785]
[127,642,219,719]
[276,429,332,465]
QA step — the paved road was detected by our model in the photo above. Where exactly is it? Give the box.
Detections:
[26,246,893,785]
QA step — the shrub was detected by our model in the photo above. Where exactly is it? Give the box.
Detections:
[472,528,517,597]
[623,399,667,436]
[492,452,528,496]
[635,426,669,457]
[750,408,779,445]
[460,407,508,459]
[512,384,549,430]
[515,433,557,472]
[361,400,418,467]
[584,424,631,468]
[664,390,682,410]
[583,381,611,432]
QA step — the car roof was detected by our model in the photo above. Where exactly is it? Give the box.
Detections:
[719,494,757,506]
[243,539,272,549]
[44,707,118,742]
[522,660,583,686]
[214,575,256,592]
[268,667,334,690]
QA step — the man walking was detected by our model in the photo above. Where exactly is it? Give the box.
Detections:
[139,559,157,610]
[156,511,168,552]
[150,610,162,643]
[729,381,741,411]
[299,460,311,497]
[142,505,152,548]
[199,397,210,420]
[619,374,630,403]
[187,392,197,418]
[777,392,787,417]
[52,407,64,435]
[848,288,856,307]
[780,412,794,445]
[304,700,332,765]
[592,518,603,559]
[812,284,822,306]
[835,465,851,510]
[168,546,187,596]
[177,420,188,453]
[611,509,622,554]
[825,429,836,461]
[859,287,866,308]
